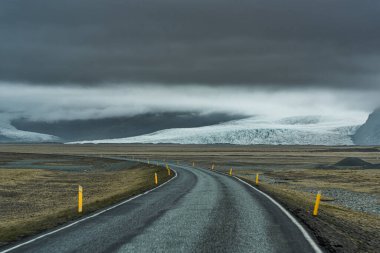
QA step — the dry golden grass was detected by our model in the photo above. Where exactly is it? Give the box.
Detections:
[271,169,380,194]
[0,164,172,245]
[0,144,379,164]
[239,168,380,194]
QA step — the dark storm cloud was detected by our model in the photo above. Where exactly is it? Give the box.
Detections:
[0,0,380,88]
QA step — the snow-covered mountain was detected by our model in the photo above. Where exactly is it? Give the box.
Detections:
[0,118,59,143]
[71,115,365,145]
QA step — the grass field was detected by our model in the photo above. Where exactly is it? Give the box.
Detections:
[0,152,172,246]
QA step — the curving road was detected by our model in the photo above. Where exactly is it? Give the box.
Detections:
[1,163,322,253]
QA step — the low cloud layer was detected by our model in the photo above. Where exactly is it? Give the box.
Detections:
[0,0,379,88]
[0,83,376,124]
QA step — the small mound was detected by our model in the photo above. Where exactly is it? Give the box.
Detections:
[335,157,372,167]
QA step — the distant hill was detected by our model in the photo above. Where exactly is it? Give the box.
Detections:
[353,109,380,145]
[316,157,380,170]
[334,157,372,167]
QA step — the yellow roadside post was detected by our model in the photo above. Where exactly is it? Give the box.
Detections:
[313,191,322,216]
[78,185,83,213]
[255,173,259,185]
[154,173,158,185]
[229,168,233,176]
[167,167,171,176]
[211,164,215,170]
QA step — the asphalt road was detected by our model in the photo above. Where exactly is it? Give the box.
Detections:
[1,163,322,253]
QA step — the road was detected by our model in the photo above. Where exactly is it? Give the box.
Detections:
[1,163,322,253]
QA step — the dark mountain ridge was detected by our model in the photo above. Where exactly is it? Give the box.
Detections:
[353,108,380,145]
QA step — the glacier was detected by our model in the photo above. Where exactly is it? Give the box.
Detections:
[71,115,365,145]
[0,118,59,143]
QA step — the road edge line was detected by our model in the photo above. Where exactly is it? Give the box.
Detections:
[234,176,323,253]
[209,169,323,253]
[0,168,178,253]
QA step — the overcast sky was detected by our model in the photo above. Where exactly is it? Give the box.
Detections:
[1,0,380,88]
[0,0,379,125]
